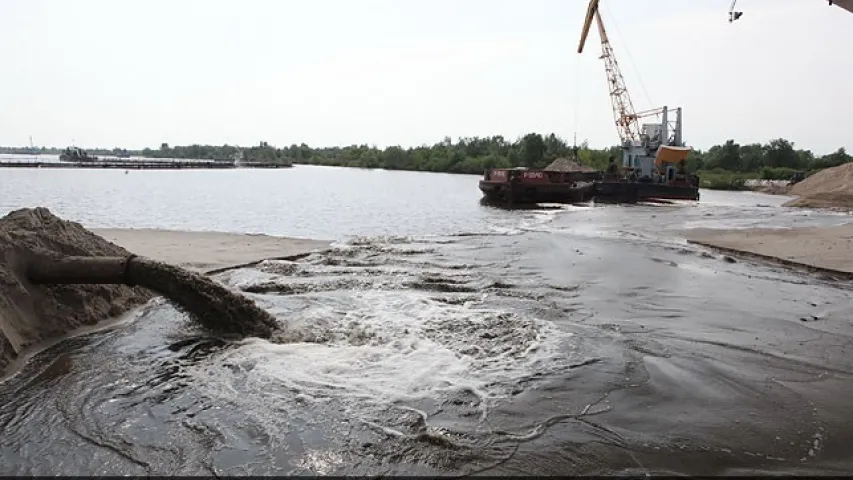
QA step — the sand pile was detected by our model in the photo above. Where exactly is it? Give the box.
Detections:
[544,157,597,172]
[0,207,152,375]
[0,207,281,377]
[785,163,853,208]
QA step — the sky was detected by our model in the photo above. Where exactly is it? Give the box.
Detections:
[0,0,851,154]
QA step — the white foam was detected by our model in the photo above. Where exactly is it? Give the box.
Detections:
[217,267,281,289]
[184,288,579,424]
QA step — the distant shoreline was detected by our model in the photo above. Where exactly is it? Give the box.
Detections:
[0,160,291,170]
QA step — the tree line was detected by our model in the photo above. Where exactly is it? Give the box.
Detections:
[139,135,853,179]
[2,134,850,181]
[141,142,291,165]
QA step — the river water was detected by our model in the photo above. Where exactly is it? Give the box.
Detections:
[1,165,853,476]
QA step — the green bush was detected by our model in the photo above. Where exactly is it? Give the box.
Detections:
[760,166,799,180]
[698,170,755,190]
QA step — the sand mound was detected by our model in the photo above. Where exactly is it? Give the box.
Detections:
[0,207,152,375]
[544,157,596,172]
[783,192,853,209]
[785,163,853,209]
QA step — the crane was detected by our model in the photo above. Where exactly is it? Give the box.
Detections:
[577,0,678,148]
[577,0,689,182]
[577,0,641,146]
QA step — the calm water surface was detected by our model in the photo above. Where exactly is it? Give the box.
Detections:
[1,166,852,476]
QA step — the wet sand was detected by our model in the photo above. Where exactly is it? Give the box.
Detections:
[92,228,331,274]
[685,223,853,275]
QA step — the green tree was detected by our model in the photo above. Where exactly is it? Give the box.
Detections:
[739,143,765,172]
[765,138,798,168]
[520,133,546,168]
[705,140,741,171]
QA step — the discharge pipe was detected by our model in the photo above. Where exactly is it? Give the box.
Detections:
[25,254,279,339]
[27,255,137,286]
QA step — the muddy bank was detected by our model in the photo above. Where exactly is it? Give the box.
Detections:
[0,208,152,376]
[685,223,853,275]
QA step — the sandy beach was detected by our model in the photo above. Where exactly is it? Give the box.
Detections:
[92,228,331,274]
[686,222,853,274]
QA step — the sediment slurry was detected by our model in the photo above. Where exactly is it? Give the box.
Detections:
[0,207,152,375]
[685,224,853,274]
[125,256,278,338]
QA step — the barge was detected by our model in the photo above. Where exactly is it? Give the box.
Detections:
[479,167,602,205]
[479,107,700,206]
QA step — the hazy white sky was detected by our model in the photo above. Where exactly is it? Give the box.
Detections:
[1,0,850,153]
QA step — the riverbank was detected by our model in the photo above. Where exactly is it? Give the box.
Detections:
[93,228,331,273]
[685,223,853,276]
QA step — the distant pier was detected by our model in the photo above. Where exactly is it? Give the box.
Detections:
[0,160,291,170]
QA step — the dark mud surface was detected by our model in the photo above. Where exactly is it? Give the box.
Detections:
[2,195,853,476]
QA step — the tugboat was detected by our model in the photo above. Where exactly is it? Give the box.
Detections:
[59,146,98,162]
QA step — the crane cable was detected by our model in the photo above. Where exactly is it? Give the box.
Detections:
[600,1,655,113]
[572,42,581,155]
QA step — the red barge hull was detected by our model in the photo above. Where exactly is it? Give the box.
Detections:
[479,168,700,205]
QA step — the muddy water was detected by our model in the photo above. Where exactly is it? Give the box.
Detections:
[2,195,853,475]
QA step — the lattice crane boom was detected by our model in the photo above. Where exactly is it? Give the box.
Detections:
[578,0,642,145]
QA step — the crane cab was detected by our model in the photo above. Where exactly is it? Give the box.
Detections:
[620,106,691,185]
